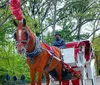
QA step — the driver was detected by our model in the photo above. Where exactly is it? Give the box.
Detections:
[53,31,66,49]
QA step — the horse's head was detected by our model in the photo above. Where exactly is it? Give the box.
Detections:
[13,19,29,55]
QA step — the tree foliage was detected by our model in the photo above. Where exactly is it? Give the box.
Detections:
[0,0,100,83]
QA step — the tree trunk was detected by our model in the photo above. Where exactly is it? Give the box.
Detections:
[76,17,82,40]
[52,0,57,36]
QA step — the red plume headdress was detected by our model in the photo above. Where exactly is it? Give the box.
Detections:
[9,0,23,21]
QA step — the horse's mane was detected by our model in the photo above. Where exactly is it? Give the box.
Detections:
[26,25,35,39]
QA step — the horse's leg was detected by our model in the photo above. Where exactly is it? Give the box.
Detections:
[56,64,62,85]
[30,69,36,85]
[37,71,42,85]
[44,72,50,85]
[58,71,62,85]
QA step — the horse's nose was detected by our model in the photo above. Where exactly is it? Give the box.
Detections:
[21,48,25,53]
[17,48,25,54]
[18,49,22,54]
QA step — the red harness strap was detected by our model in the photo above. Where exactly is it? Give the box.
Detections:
[64,63,81,78]
[42,42,52,51]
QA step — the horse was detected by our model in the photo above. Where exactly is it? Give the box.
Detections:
[13,19,62,85]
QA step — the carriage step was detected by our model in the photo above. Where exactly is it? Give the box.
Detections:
[62,69,74,80]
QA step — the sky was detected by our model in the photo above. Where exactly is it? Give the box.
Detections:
[43,20,100,41]
[48,24,62,32]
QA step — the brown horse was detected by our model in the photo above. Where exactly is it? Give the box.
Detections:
[13,19,62,85]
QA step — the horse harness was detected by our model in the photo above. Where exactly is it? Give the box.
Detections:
[25,34,55,68]
[25,35,57,70]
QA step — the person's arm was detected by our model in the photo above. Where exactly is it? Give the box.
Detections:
[61,39,66,49]
[53,40,58,46]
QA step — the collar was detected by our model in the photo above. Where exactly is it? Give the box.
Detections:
[26,35,42,58]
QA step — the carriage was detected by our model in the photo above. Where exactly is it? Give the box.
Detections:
[59,40,96,85]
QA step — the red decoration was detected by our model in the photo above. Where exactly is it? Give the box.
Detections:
[9,0,23,21]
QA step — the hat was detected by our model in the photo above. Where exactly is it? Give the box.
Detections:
[55,32,61,36]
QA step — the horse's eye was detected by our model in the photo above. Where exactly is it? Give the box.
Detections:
[13,33,16,40]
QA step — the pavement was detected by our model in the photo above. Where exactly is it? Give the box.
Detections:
[87,76,100,85]
[26,76,100,85]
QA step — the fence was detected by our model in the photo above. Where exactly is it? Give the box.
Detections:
[5,80,25,85]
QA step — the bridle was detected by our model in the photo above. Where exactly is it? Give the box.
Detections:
[14,26,30,49]
[14,25,42,58]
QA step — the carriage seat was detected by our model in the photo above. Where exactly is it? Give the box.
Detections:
[62,48,76,64]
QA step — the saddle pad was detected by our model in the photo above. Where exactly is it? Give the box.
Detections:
[42,42,60,57]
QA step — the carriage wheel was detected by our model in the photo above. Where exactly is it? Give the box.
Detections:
[80,66,87,85]
[81,78,87,85]
[80,73,87,85]
[91,63,96,85]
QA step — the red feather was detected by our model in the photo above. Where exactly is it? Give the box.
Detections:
[9,0,23,21]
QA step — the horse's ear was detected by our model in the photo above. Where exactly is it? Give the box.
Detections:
[23,19,26,27]
[13,20,18,27]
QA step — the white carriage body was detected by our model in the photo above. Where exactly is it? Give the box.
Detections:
[63,48,75,64]
[62,40,96,85]
[62,40,93,65]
